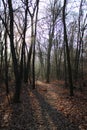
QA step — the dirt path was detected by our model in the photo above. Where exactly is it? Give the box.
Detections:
[29,81,87,130]
[29,81,80,130]
[0,81,87,130]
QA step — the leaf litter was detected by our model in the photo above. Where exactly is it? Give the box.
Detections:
[0,80,87,130]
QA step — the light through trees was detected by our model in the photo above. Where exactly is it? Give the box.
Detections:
[0,0,87,101]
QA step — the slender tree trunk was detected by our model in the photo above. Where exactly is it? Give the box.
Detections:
[32,38,35,89]
[4,30,9,95]
[64,43,68,87]
[46,27,54,83]
[46,39,52,83]
[0,41,4,81]
[74,0,83,81]
[20,0,28,83]
[46,0,58,83]
[2,0,9,95]
[8,0,21,102]
[32,0,39,89]
[63,0,74,96]
[38,42,45,79]
[30,16,35,88]
[24,44,32,83]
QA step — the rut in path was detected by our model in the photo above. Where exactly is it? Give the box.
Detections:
[29,82,79,130]
[1,81,86,129]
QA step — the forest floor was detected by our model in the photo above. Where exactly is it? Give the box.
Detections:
[0,80,87,130]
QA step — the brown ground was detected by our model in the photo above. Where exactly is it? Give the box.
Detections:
[0,80,87,130]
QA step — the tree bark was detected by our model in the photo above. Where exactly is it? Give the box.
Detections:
[63,0,74,96]
[8,0,21,102]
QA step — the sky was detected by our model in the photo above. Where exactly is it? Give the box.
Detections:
[0,0,87,51]
[0,0,87,15]
[0,0,87,32]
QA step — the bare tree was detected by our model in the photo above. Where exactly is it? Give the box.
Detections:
[46,0,61,82]
[28,0,40,89]
[2,0,9,96]
[62,0,74,96]
[74,0,84,81]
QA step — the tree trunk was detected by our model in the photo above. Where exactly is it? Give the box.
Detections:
[24,44,32,83]
[32,0,39,89]
[8,0,21,102]
[64,43,68,87]
[63,0,74,96]
[46,41,52,83]
[74,0,83,81]
[4,30,9,95]
[46,27,54,83]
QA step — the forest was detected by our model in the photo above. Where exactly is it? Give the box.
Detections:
[0,0,87,129]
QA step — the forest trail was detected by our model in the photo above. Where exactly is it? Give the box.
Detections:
[0,81,87,130]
